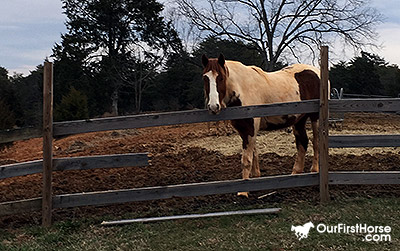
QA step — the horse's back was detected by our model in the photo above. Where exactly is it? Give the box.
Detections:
[280,64,320,76]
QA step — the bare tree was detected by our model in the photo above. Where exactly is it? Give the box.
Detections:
[176,0,382,70]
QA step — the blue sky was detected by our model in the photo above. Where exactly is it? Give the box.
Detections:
[0,0,400,76]
[0,0,66,75]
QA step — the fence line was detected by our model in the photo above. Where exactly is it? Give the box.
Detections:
[1,171,399,217]
[0,173,319,216]
[2,99,400,144]
[53,100,319,137]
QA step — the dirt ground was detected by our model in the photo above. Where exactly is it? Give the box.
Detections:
[1,113,400,226]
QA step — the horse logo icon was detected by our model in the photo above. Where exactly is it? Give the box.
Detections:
[291,221,315,240]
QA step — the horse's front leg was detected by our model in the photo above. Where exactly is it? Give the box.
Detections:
[237,135,257,197]
[231,118,259,197]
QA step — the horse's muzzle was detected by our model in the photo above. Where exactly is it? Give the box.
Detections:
[207,103,221,114]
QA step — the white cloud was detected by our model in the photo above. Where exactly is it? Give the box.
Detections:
[0,25,21,31]
[0,0,66,76]
[8,65,38,76]
[375,23,400,66]
[371,0,400,23]
[0,0,65,24]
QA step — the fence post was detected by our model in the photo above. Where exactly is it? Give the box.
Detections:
[319,46,330,203]
[42,62,53,227]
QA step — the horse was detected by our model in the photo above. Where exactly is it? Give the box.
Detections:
[291,222,315,240]
[202,54,322,197]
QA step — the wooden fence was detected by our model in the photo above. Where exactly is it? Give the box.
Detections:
[1,46,400,227]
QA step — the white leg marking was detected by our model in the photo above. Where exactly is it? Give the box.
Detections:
[292,145,306,174]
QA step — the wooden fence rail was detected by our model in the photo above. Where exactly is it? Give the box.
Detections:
[1,171,399,216]
[329,98,400,112]
[53,100,319,137]
[0,127,42,144]
[0,173,318,216]
[1,98,400,144]
[329,135,400,148]
[0,153,149,180]
[329,171,400,185]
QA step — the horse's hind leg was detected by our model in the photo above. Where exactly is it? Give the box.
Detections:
[292,116,308,174]
[251,147,261,177]
[310,119,319,172]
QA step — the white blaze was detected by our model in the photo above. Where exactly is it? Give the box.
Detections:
[204,70,220,112]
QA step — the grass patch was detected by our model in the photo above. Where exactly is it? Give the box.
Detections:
[1,196,399,250]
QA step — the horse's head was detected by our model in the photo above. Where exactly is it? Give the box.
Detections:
[202,54,228,114]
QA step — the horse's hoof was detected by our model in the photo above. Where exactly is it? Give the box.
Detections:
[237,192,249,198]
[291,170,302,175]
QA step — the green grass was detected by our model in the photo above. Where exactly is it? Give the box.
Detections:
[1,196,399,251]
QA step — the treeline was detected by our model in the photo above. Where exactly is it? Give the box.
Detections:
[1,0,400,131]
[0,36,264,129]
[330,52,400,97]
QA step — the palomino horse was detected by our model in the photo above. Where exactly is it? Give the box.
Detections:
[202,54,321,197]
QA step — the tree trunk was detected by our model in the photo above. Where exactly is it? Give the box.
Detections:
[134,80,142,114]
[111,89,118,116]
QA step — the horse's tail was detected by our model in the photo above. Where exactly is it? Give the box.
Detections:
[291,226,295,231]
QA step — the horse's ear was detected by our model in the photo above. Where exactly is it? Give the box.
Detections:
[202,54,209,68]
[218,54,225,67]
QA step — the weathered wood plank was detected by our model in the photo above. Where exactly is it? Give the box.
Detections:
[53,100,319,136]
[1,99,398,143]
[101,208,281,225]
[319,46,330,203]
[2,171,399,216]
[329,98,400,113]
[54,153,149,171]
[0,160,43,179]
[53,173,319,209]
[329,171,400,185]
[0,174,317,216]
[42,61,54,227]
[0,127,42,144]
[0,198,41,216]
[0,153,149,180]
[329,135,400,148]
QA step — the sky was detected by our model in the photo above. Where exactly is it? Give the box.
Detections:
[0,0,400,76]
